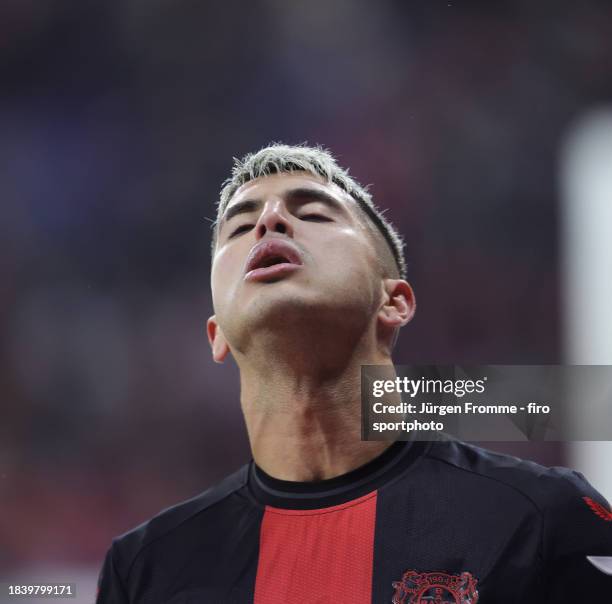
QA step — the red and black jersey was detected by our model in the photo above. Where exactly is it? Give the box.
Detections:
[97,437,612,603]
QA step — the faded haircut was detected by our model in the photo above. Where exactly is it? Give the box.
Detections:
[212,143,406,279]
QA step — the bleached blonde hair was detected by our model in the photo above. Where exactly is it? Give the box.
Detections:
[213,143,406,279]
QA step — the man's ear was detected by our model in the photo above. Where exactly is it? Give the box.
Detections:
[206,315,230,363]
[378,279,416,329]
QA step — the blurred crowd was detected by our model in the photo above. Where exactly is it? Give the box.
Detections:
[1,0,612,570]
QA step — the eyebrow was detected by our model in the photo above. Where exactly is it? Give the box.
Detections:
[220,186,345,227]
[222,199,259,225]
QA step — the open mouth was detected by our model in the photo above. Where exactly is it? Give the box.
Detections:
[245,239,303,280]
[256,255,292,269]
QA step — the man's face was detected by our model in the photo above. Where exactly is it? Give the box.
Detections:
[209,172,385,355]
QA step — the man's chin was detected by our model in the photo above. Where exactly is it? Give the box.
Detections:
[247,293,321,322]
[235,291,334,332]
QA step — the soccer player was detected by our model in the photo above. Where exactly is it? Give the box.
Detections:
[97,144,612,602]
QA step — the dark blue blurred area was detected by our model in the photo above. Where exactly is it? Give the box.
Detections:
[2,0,612,567]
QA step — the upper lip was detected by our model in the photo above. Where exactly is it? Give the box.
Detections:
[245,238,304,273]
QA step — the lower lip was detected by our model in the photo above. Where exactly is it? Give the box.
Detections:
[244,263,302,282]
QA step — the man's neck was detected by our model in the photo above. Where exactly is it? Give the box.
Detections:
[238,347,393,482]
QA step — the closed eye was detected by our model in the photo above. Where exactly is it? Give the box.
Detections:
[299,214,332,222]
[229,224,254,238]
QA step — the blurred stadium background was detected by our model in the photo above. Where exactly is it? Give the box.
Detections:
[1,1,611,601]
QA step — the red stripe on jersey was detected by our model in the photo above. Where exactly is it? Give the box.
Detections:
[254,491,377,603]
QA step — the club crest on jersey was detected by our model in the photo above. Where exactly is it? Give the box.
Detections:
[392,569,479,603]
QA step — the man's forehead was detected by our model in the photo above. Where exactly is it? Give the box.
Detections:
[226,171,354,210]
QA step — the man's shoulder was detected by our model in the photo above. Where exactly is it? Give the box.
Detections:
[110,464,250,573]
[424,437,606,514]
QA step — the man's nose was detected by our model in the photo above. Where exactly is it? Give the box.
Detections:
[255,201,293,240]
